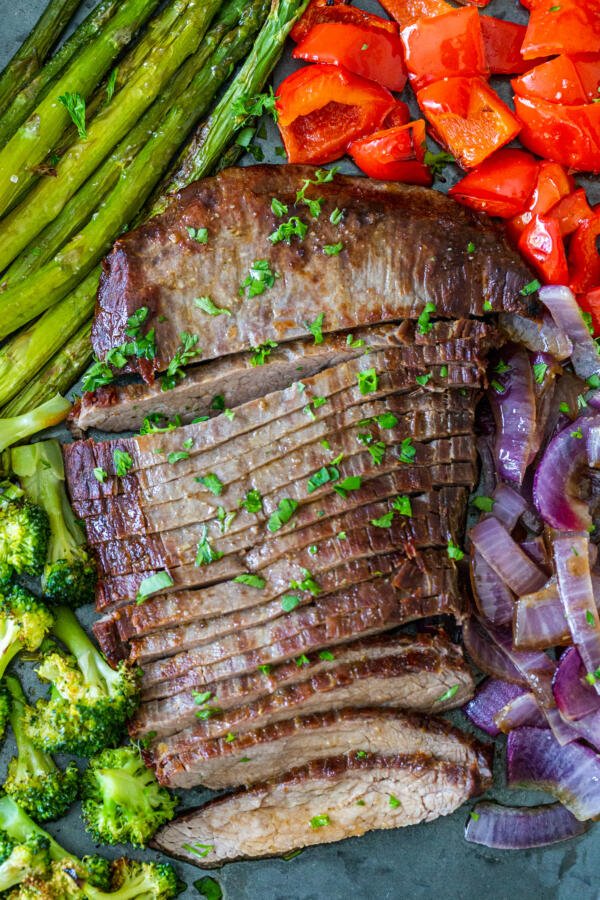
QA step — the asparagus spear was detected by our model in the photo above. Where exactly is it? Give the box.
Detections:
[155,0,310,208]
[0,0,162,217]
[1,322,92,418]
[0,0,120,149]
[0,0,268,343]
[0,0,82,119]
[3,0,249,287]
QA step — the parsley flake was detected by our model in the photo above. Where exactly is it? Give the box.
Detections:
[267,498,298,532]
[392,495,412,516]
[58,91,87,139]
[447,541,464,561]
[371,510,394,528]
[281,594,300,612]
[520,279,541,296]
[323,241,343,256]
[195,473,224,495]
[194,296,231,316]
[398,437,416,464]
[195,526,223,566]
[417,302,436,335]
[357,368,378,394]
[532,362,548,383]
[240,259,278,298]
[233,574,266,589]
[113,449,133,477]
[93,467,107,483]
[250,340,278,366]
[436,684,460,703]
[186,226,208,244]
[307,312,325,345]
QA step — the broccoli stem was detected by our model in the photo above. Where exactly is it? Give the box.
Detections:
[5,677,56,780]
[0,628,23,681]
[0,797,66,862]
[0,395,71,454]
[51,606,117,691]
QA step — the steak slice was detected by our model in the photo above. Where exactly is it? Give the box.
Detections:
[92,163,536,379]
[152,750,491,864]
[128,631,471,739]
[147,707,492,790]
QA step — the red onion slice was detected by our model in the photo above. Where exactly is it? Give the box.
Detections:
[520,537,548,568]
[588,426,600,468]
[464,678,526,737]
[471,551,515,626]
[462,618,526,685]
[494,692,546,733]
[470,517,547,596]
[491,483,528,531]
[485,623,555,707]
[465,800,589,850]
[489,347,537,485]
[552,646,600,721]
[540,285,600,381]
[554,533,600,692]
[514,574,600,651]
[499,311,572,362]
[507,727,600,820]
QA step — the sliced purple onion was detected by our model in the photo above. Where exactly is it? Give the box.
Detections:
[464,678,526,736]
[499,311,573,362]
[553,647,600,721]
[470,517,547,596]
[507,726,600,820]
[520,537,548,568]
[554,533,600,693]
[491,483,528,531]
[514,573,600,651]
[588,426,600,468]
[540,285,600,381]
[462,618,526,685]
[470,551,515,626]
[465,800,589,849]
[543,706,583,746]
[533,414,600,531]
[495,692,547,732]
[489,347,537,485]
[485,623,555,706]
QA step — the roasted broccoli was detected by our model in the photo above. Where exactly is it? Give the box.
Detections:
[11,440,96,607]
[0,395,71,455]
[0,479,49,583]
[4,675,79,821]
[0,679,11,739]
[0,584,53,679]
[23,606,140,756]
[82,744,177,847]
[0,831,51,893]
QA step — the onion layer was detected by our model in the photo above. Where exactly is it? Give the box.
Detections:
[489,347,537,485]
[470,517,547,596]
[465,801,589,850]
[540,285,600,382]
[495,692,546,733]
[554,533,600,692]
[464,679,526,737]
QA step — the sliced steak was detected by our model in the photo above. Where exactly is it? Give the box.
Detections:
[138,635,474,744]
[152,749,491,864]
[92,163,536,378]
[147,707,492,790]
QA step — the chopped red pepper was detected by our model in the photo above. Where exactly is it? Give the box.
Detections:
[508,160,574,241]
[379,0,452,29]
[514,94,600,174]
[453,0,492,6]
[479,17,539,76]
[290,0,398,43]
[569,210,600,294]
[348,119,433,185]
[401,7,488,91]
[276,64,396,165]
[573,56,600,103]
[547,189,594,238]
[293,22,407,92]
[417,76,521,168]
[578,287,600,336]
[383,101,411,128]
[513,56,589,106]
[518,214,569,285]
[448,148,539,218]
[521,0,600,60]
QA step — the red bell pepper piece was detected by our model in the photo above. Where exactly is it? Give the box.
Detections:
[547,189,594,238]
[275,64,396,165]
[518,214,569,285]
[453,0,492,6]
[521,0,600,60]
[401,8,488,91]
[514,94,600,174]
[417,76,521,169]
[579,287,600,336]
[348,119,433,185]
[573,56,600,103]
[508,160,574,241]
[513,56,589,105]
[379,0,452,29]
[383,102,411,128]
[569,210,600,294]
[290,0,397,43]
[293,23,407,92]
[479,17,540,76]
[448,149,539,218]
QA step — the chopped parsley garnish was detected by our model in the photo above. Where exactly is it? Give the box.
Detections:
[346,334,365,349]
[520,279,541,296]
[267,498,298,532]
[290,568,321,596]
[319,650,335,661]
[392,495,412,516]
[398,437,416,464]
[211,394,225,411]
[281,594,300,612]
[58,91,87,139]
[471,495,494,513]
[225,732,236,742]
[240,259,278,298]
[193,876,222,900]
[194,296,231,316]
[467,241,476,254]
[356,750,368,759]
[307,465,339,493]
[83,307,157,391]
[532,362,548,383]
[195,473,224,495]
[140,413,182,435]
[312,396,327,409]
[232,87,278,123]
[106,67,118,102]
[586,609,596,627]
[333,475,362,498]
[337,531,347,540]
[161,332,201,390]
[469,811,480,822]
[447,541,465,561]
[93,467,107,483]
[113,449,133,477]
[371,510,394,528]
[186,226,208,244]
[585,668,600,685]
[216,506,236,533]
[258,664,272,675]
[224,408,235,421]
[183,437,194,449]
[192,690,212,705]
[483,300,493,312]
[195,526,224,566]
[250,339,278,366]
[269,216,307,244]
[389,795,401,809]
[587,374,600,388]
[307,312,325,345]
[271,197,288,216]
[357,368,378,394]
[233,574,266,589]
[571,428,583,439]
[417,302,436,335]
[424,149,454,175]
[182,843,214,859]
[415,373,432,386]
[241,489,263,513]
[494,360,511,374]
[559,401,571,414]
[367,441,386,465]
[295,167,338,217]
[440,365,448,378]
[436,684,460,703]
[323,241,344,256]
[376,412,398,429]
[167,451,189,464]
[330,207,343,225]
[490,379,506,394]
[135,570,174,605]
[310,814,330,829]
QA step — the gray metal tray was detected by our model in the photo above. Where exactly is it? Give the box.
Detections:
[1,1,599,896]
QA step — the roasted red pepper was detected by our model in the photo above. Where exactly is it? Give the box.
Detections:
[518,214,569,285]
[276,64,396,165]
[290,0,398,44]
[479,17,537,76]
[379,0,452,29]
[348,119,433,185]
[508,160,574,241]
[569,210,600,294]
[514,94,600,174]
[513,56,590,106]
[522,0,600,60]
[579,287,600,336]
[293,22,407,92]
[547,189,593,238]
[448,148,539,218]
[417,76,521,168]
[573,56,600,103]
[401,7,488,91]
[383,102,411,128]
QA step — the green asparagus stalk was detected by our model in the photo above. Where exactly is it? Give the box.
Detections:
[0,0,268,342]
[0,270,97,407]
[1,322,93,418]
[0,0,82,119]
[0,0,162,217]
[3,0,250,287]
[0,0,120,149]
[155,0,310,208]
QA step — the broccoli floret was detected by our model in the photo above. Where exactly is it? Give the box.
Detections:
[4,675,78,821]
[0,480,49,582]
[11,441,97,608]
[0,679,11,739]
[82,745,177,847]
[0,585,53,680]
[0,395,71,455]
[0,833,51,893]
[23,607,140,756]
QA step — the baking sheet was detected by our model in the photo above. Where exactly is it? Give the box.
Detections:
[1,0,599,896]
